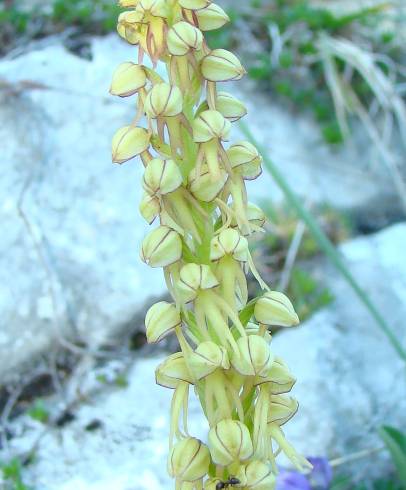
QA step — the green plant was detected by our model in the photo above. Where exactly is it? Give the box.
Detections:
[52,0,121,32]
[379,426,406,489]
[230,0,406,151]
[110,0,310,487]
[0,458,31,490]
[27,399,49,424]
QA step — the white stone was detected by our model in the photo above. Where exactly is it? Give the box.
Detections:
[0,34,400,382]
[6,356,206,490]
[3,225,406,487]
[273,223,406,478]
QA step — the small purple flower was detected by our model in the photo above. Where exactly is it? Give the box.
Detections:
[307,457,333,489]
[276,470,311,490]
[276,457,332,490]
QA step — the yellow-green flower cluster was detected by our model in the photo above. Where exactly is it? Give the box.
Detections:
[110,1,310,488]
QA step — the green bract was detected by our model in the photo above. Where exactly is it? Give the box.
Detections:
[111,2,306,488]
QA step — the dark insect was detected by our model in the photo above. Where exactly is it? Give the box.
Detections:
[54,410,75,427]
[216,477,241,489]
[85,419,103,432]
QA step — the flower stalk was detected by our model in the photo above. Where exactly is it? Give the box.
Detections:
[111,1,310,487]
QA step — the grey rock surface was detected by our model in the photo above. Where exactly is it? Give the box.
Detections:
[0,34,401,382]
[273,222,406,479]
[2,224,405,489]
[4,356,185,490]
[0,37,164,381]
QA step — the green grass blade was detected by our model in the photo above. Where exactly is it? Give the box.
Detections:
[240,121,406,362]
[379,426,406,488]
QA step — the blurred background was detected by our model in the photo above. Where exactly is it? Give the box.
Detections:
[1,0,406,489]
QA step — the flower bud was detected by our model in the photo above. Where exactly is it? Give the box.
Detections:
[208,419,253,466]
[143,158,183,195]
[169,437,210,482]
[246,203,266,227]
[189,341,229,380]
[231,202,266,233]
[145,301,181,343]
[178,263,219,302]
[231,335,274,377]
[112,126,150,164]
[188,164,227,202]
[254,291,299,327]
[117,11,142,44]
[195,3,229,31]
[236,460,276,490]
[145,83,183,118]
[193,110,230,143]
[216,91,247,122]
[268,395,298,426]
[179,0,211,9]
[204,479,223,490]
[227,141,262,180]
[140,225,182,267]
[110,62,147,97]
[245,322,272,343]
[179,483,196,490]
[136,0,166,17]
[167,21,203,56]
[210,228,248,262]
[139,192,161,224]
[254,357,296,393]
[201,49,245,82]
[119,0,140,6]
[156,352,193,388]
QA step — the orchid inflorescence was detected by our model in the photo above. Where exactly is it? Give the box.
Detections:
[110,1,311,488]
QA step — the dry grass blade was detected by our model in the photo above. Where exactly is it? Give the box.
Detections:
[317,34,406,212]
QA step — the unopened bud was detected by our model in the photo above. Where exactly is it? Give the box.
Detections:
[246,203,266,227]
[231,335,274,377]
[178,263,219,302]
[208,419,253,466]
[179,0,211,9]
[231,202,266,233]
[112,126,150,164]
[119,0,139,6]
[167,21,203,56]
[140,225,182,267]
[193,110,230,143]
[227,141,262,180]
[169,437,210,482]
[139,192,161,224]
[156,352,193,388]
[117,11,142,45]
[143,158,183,195]
[201,49,245,82]
[254,291,299,327]
[268,395,298,426]
[204,479,223,490]
[195,3,229,31]
[189,164,227,202]
[145,301,181,343]
[236,460,276,490]
[189,341,229,380]
[136,0,166,17]
[110,62,147,97]
[145,83,183,118]
[216,91,247,122]
[245,322,272,343]
[255,357,296,393]
[210,228,248,262]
